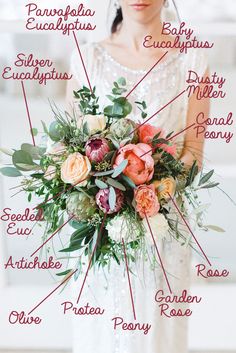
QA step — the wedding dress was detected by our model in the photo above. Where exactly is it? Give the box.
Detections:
[69,42,207,353]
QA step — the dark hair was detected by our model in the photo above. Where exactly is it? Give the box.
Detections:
[111,0,180,33]
[111,7,123,34]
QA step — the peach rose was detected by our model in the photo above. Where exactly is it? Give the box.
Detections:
[77,114,106,134]
[152,177,176,201]
[113,143,154,185]
[134,184,160,218]
[138,124,163,145]
[61,152,91,187]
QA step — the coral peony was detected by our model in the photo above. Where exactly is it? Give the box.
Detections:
[113,143,154,185]
[85,137,110,163]
[134,184,160,218]
[96,188,124,214]
[138,124,163,145]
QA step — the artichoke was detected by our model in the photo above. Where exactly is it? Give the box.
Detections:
[66,191,96,221]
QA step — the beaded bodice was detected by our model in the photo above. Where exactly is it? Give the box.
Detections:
[71,42,207,155]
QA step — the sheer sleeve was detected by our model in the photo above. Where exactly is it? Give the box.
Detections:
[66,43,94,111]
[188,48,208,77]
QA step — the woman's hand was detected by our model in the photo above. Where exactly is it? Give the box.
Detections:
[180,69,210,170]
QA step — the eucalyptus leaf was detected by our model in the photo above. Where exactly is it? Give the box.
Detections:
[121,174,136,189]
[31,128,38,136]
[108,186,116,211]
[205,225,225,233]
[16,163,41,171]
[56,269,72,276]
[95,179,108,189]
[0,167,22,177]
[83,121,89,135]
[0,147,14,156]
[199,170,214,186]
[200,182,219,189]
[117,77,126,86]
[12,150,39,171]
[49,121,65,141]
[21,143,44,160]
[122,101,132,117]
[41,120,49,135]
[112,159,128,178]
[94,170,114,177]
[107,177,126,191]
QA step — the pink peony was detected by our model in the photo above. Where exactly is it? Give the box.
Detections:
[113,143,154,185]
[85,137,110,163]
[134,184,160,219]
[96,188,124,214]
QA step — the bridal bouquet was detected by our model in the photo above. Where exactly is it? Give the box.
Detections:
[0,78,220,274]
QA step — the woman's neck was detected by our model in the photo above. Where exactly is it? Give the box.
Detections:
[115,18,163,52]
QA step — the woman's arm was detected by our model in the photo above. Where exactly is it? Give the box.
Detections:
[180,69,210,169]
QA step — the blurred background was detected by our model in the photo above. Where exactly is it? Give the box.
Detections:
[0,0,235,352]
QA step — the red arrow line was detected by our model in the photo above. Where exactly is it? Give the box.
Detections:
[76,213,107,304]
[129,89,186,136]
[122,238,137,320]
[72,31,93,93]
[28,270,77,315]
[126,51,168,98]
[140,122,196,158]
[30,216,74,257]
[21,81,35,146]
[168,192,212,267]
[144,213,172,294]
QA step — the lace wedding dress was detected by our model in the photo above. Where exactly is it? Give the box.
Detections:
[69,42,207,353]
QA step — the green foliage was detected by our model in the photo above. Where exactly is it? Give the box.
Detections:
[12,150,41,171]
[135,101,148,119]
[0,167,22,177]
[104,78,132,119]
[112,159,128,178]
[73,86,99,115]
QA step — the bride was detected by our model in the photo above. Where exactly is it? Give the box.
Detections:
[66,1,209,352]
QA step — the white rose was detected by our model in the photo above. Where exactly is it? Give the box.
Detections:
[46,141,66,155]
[77,114,106,134]
[106,214,140,243]
[142,213,169,244]
[44,165,57,181]
[46,141,67,161]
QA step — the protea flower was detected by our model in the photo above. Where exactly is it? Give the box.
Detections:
[66,192,96,221]
[85,136,110,163]
[95,188,124,214]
